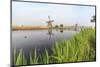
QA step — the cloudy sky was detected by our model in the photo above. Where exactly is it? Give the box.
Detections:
[12,1,95,26]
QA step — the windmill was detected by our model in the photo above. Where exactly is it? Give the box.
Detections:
[46,16,54,29]
[46,16,54,40]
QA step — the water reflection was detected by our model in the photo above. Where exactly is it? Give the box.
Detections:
[47,28,54,40]
[47,28,65,40]
[60,28,64,33]
[46,27,79,40]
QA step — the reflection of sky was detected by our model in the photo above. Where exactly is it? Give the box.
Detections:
[12,1,95,26]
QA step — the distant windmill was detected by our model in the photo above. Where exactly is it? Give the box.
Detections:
[46,16,54,28]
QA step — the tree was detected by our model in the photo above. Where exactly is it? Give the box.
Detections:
[55,25,59,28]
[91,15,96,22]
[60,24,64,28]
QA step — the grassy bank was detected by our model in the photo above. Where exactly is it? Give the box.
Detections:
[13,28,96,66]
[51,28,96,63]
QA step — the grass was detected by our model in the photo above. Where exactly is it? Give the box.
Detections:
[51,28,95,63]
[13,28,96,66]
[14,48,27,65]
[30,48,38,64]
[30,48,50,64]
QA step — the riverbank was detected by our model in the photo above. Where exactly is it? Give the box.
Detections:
[12,26,49,31]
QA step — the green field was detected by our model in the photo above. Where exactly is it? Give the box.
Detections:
[13,28,96,66]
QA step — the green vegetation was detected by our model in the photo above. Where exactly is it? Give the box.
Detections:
[30,48,38,64]
[51,28,95,63]
[14,48,27,65]
[55,25,59,28]
[13,28,96,66]
[60,24,64,28]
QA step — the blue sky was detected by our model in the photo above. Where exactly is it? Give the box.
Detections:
[12,1,95,26]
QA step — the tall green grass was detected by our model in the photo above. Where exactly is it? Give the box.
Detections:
[13,28,96,65]
[14,48,27,65]
[30,48,38,64]
[51,28,96,63]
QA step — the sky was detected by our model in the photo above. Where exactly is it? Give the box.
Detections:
[12,1,95,26]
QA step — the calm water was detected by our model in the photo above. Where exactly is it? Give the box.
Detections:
[12,29,78,64]
[12,29,78,49]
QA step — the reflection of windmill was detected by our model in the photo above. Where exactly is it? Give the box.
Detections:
[47,28,54,40]
[46,16,54,29]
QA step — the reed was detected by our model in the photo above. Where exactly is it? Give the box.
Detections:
[15,48,27,65]
[30,48,38,64]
